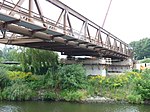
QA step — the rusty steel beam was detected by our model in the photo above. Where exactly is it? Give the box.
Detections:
[0,21,96,52]
[46,0,128,46]
[0,0,131,59]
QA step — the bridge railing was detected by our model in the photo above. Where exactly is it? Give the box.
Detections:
[0,0,132,58]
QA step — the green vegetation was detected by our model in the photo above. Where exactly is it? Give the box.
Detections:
[0,63,150,103]
[0,46,150,104]
[19,48,58,75]
[89,70,150,104]
[129,38,150,60]
[140,58,150,63]
[0,64,88,101]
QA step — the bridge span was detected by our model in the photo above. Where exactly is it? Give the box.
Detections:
[0,0,132,60]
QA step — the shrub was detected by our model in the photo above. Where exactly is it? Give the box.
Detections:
[2,83,34,101]
[43,91,57,100]
[135,69,150,100]
[0,67,10,88]
[132,69,140,73]
[54,64,87,90]
[127,94,143,104]
[126,71,142,80]
[44,69,55,88]
[7,71,32,81]
[27,75,46,90]
[60,90,87,101]
[0,91,2,100]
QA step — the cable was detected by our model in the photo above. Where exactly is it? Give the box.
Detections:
[102,0,113,28]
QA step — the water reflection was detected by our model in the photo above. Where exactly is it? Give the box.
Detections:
[113,106,139,112]
[0,101,149,112]
[0,105,22,112]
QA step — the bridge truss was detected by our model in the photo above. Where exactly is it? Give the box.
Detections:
[0,0,132,59]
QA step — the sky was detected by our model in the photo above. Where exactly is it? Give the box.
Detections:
[59,0,150,43]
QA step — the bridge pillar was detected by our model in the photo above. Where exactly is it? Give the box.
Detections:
[101,65,107,77]
[108,58,133,74]
[61,57,133,76]
[61,57,111,76]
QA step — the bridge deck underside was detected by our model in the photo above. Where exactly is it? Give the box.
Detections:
[0,37,126,59]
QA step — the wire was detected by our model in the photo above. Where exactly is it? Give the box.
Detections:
[102,0,113,28]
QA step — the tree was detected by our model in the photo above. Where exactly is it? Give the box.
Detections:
[2,46,19,61]
[129,38,150,60]
[19,48,58,75]
[0,49,3,62]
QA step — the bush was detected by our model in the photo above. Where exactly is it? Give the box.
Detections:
[127,94,143,104]
[60,90,87,101]
[7,71,32,81]
[132,69,140,73]
[0,67,10,88]
[0,64,22,71]
[57,64,87,90]
[27,75,46,90]
[2,83,34,101]
[43,91,57,100]
[0,91,2,100]
[44,69,55,88]
[136,80,150,100]
[135,69,150,100]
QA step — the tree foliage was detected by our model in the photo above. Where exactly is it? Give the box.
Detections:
[0,46,18,61]
[129,38,150,60]
[140,58,150,63]
[19,48,58,75]
[45,64,87,91]
[57,64,87,90]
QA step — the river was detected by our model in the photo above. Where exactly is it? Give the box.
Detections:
[0,101,149,112]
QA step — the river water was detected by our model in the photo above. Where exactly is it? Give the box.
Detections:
[0,101,149,112]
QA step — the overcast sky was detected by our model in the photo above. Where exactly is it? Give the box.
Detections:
[59,0,150,43]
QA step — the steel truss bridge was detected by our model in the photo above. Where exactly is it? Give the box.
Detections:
[0,0,132,59]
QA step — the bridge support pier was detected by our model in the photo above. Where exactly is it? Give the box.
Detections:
[61,57,132,76]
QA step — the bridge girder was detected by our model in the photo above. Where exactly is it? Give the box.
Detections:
[0,0,132,59]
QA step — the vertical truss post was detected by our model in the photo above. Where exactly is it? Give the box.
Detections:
[84,21,91,42]
[63,10,67,34]
[96,28,103,46]
[29,0,34,22]
[84,21,87,40]
[87,24,91,42]
[105,34,111,49]
[119,42,123,53]
[113,39,117,50]
[66,11,73,36]
[124,44,127,55]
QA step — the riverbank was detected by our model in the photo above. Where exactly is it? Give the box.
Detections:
[83,96,150,105]
[0,65,150,104]
[82,96,124,104]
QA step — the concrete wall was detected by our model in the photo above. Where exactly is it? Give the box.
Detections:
[83,64,131,76]
[84,65,103,76]
[61,58,132,76]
